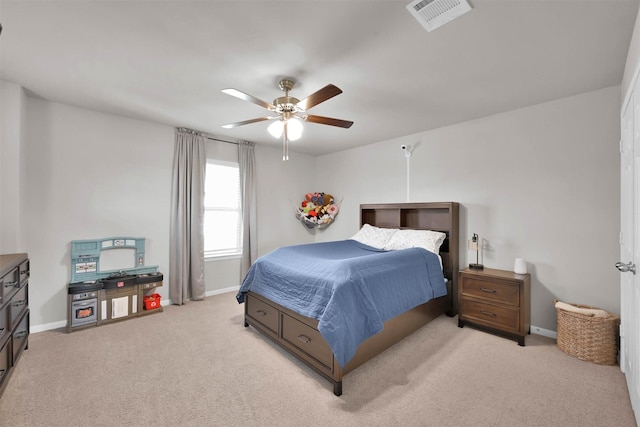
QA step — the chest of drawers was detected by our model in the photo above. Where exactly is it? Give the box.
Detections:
[0,253,30,397]
[458,267,530,346]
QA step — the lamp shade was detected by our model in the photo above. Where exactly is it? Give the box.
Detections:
[268,120,284,138]
[287,118,303,141]
[268,118,303,141]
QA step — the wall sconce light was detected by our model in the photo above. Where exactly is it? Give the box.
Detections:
[468,233,483,270]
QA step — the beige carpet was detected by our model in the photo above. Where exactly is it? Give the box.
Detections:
[0,292,636,427]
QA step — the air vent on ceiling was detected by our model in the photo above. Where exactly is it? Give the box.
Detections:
[406,0,472,32]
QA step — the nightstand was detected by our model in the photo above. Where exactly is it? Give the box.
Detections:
[458,267,530,346]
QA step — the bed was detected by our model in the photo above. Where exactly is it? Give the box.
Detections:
[237,202,459,396]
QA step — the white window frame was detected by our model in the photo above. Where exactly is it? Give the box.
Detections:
[204,160,242,259]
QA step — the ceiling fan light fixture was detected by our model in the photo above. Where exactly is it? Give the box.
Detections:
[268,120,284,138]
[221,78,352,161]
[287,118,303,141]
[268,117,303,141]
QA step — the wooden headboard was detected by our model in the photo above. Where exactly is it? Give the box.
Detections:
[360,202,460,316]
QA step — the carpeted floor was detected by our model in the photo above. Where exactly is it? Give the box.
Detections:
[0,292,636,427]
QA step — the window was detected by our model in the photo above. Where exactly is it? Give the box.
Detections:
[204,160,242,258]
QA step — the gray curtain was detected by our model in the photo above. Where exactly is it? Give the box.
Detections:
[238,141,257,279]
[169,128,206,304]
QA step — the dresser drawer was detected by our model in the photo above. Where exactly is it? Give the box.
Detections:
[12,310,29,363]
[460,298,520,333]
[18,259,30,286]
[281,314,333,369]
[0,266,20,305]
[9,283,28,330]
[0,302,9,345]
[246,294,279,335]
[0,338,10,389]
[460,276,519,307]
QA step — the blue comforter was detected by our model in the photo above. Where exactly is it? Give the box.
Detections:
[236,239,446,368]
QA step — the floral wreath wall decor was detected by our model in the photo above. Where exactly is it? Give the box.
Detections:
[296,192,340,228]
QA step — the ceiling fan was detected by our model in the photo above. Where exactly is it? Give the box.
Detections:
[221,79,353,160]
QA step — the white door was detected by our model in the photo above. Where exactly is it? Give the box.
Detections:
[620,83,639,420]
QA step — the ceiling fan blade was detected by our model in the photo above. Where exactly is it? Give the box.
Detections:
[296,84,343,110]
[221,117,273,129]
[304,114,353,129]
[222,88,275,110]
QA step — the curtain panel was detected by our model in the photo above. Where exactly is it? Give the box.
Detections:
[169,128,206,304]
[238,141,257,279]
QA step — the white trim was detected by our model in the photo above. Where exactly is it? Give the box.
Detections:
[205,253,242,262]
[205,286,240,297]
[32,299,173,333]
[31,320,67,333]
[531,325,557,339]
[162,287,239,305]
[622,62,640,117]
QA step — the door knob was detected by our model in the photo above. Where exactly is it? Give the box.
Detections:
[615,261,636,275]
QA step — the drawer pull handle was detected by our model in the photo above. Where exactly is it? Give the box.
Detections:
[480,309,497,317]
[12,300,26,307]
[297,334,311,344]
[20,270,29,276]
[480,286,496,293]
[3,281,17,288]
[255,309,267,316]
[14,331,28,338]
[0,369,4,379]
[0,328,4,334]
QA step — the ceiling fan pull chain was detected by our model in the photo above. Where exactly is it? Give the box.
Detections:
[283,122,289,161]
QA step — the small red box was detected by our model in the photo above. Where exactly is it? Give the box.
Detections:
[143,294,161,310]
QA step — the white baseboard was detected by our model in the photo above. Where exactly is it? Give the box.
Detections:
[205,286,239,297]
[31,320,67,333]
[162,286,238,306]
[531,325,557,339]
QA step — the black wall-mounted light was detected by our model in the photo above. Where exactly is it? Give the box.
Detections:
[468,233,483,270]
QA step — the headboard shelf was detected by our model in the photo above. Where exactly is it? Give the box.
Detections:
[360,202,460,316]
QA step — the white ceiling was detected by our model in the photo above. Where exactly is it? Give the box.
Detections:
[1,0,638,156]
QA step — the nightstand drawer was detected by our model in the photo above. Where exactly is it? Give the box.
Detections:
[460,298,519,333]
[460,277,519,306]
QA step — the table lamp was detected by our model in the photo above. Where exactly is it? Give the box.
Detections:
[468,233,483,270]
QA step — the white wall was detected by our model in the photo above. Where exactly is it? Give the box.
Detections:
[622,6,640,99]
[254,144,317,255]
[0,80,27,253]
[315,87,621,332]
[23,98,174,328]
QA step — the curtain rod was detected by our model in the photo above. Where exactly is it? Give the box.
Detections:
[176,127,252,146]
[204,134,254,147]
[205,135,238,145]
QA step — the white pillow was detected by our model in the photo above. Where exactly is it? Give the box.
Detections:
[383,229,447,254]
[350,224,397,249]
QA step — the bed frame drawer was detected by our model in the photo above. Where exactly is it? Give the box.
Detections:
[245,294,279,335]
[281,314,333,369]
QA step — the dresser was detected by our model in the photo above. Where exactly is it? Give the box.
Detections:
[458,267,530,346]
[0,253,30,397]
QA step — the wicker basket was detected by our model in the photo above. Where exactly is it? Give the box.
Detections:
[555,300,620,365]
